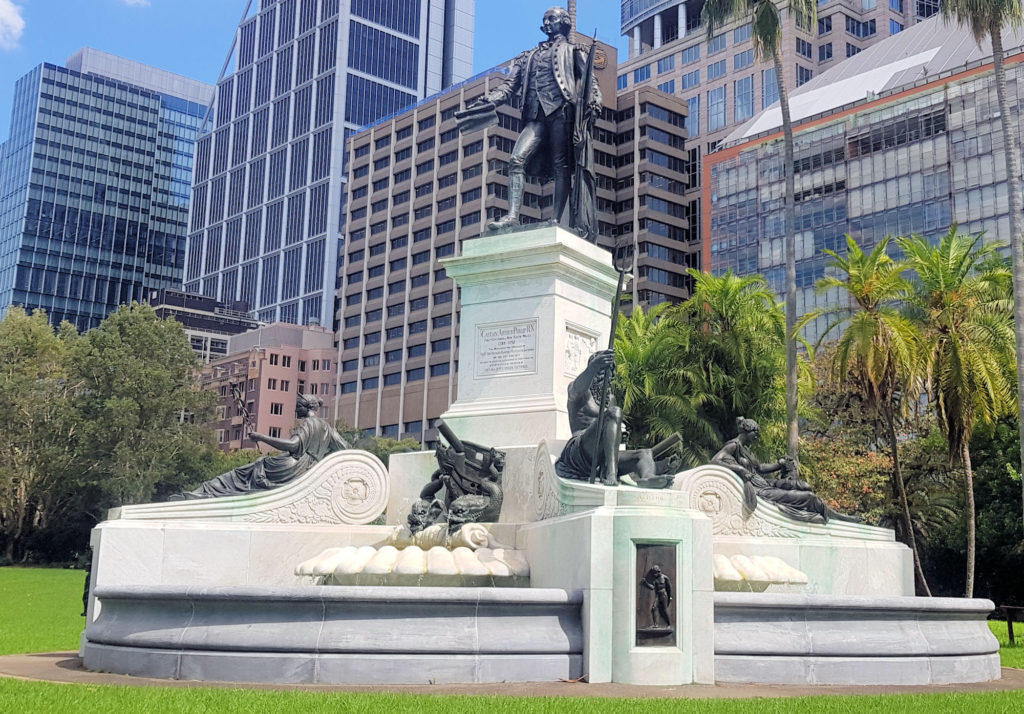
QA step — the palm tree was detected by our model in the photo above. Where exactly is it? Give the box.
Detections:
[797,236,931,594]
[613,302,715,465]
[701,0,816,463]
[899,228,1017,597]
[677,269,787,444]
[943,0,1024,529]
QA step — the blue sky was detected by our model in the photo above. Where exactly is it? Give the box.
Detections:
[0,1,627,138]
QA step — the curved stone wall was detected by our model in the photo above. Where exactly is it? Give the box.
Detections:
[83,584,583,684]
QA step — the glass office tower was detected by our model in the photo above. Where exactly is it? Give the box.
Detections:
[184,0,475,330]
[0,48,212,330]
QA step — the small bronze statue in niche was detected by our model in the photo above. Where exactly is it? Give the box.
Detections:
[555,349,681,488]
[407,419,505,533]
[640,564,673,628]
[711,417,861,524]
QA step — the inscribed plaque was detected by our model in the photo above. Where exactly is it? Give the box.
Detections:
[475,319,538,378]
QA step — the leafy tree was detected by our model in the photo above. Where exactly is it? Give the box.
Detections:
[0,309,80,561]
[797,235,933,593]
[676,268,787,448]
[900,228,1017,597]
[70,303,217,510]
[942,0,1024,529]
[612,302,714,464]
[701,0,817,461]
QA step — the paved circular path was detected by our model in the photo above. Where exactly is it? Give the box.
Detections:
[1,653,1022,699]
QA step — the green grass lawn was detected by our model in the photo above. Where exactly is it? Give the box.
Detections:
[0,566,1021,712]
[0,567,85,656]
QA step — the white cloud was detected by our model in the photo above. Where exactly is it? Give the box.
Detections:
[0,0,25,51]
[121,0,151,6]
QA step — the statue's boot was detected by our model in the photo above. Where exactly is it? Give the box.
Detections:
[487,170,524,231]
[552,172,570,225]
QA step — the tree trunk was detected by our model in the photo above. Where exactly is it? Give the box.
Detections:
[991,26,1024,529]
[963,440,977,598]
[886,406,931,596]
[774,50,800,463]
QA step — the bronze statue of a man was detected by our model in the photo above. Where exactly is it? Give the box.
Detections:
[459,7,602,239]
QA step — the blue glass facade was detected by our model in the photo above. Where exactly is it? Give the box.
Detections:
[0,61,209,330]
[185,0,474,330]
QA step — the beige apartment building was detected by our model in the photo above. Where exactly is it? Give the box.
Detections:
[333,40,691,446]
[202,322,338,452]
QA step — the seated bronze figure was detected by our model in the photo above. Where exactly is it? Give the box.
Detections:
[711,417,860,524]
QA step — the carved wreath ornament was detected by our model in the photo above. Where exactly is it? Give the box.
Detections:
[688,476,798,539]
[243,460,388,526]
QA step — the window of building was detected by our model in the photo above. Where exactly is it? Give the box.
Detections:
[341,381,356,394]
[733,23,752,43]
[430,363,450,377]
[686,95,699,137]
[762,67,779,108]
[657,80,675,94]
[846,43,860,57]
[432,314,452,328]
[282,356,291,367]
[268,427,282,438]
[890,0,904,11]
[734,76,754,122]
[657,55,675,73]
[890,19,904,34]
[270,402,283,415]
[707,86,726,131]
[418,115,436,131]
[386,349,402,363]
[280,380,290,391]
[409,320,427,334]
[734,49,753,70]
[362,377,379,389]
[343,336,360,348]
[681,44,700,65]
[707,59,726,81]
[708,33,726,54]
[343,359,358,371]
[432,338,451,352]
[364,354,380,367]
[383,372,402,386]
[407,367,425,382]
[408,344,426,358]
[818,16,832,35]
[617,74,628,90]
[411,273,430,287]
[796,65,814,86]
[796,38,812,59]
[819,43,833,61]
[269,353,279,365]
[680,69,700,90]
[633,64,651,83]
[405,420,422,433]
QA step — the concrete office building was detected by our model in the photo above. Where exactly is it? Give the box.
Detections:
[202,321,337,451]
[149,288,258,362]
[618,0,938,272]
[184,0,475,331]
[333,42,691,444]
[706,16,1024,342]
[0,48,212,330]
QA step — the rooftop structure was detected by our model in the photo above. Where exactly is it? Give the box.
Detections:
[705,16,1024,341]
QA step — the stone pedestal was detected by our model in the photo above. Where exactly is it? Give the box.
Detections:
[518,487,715,686]
[439,226,619,447]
